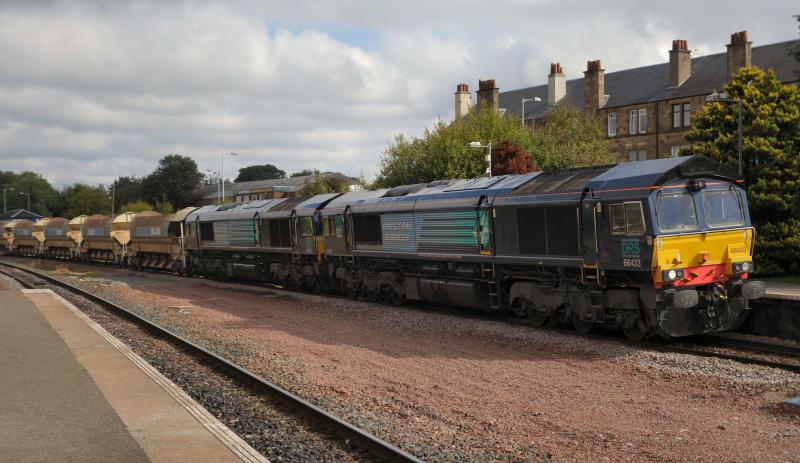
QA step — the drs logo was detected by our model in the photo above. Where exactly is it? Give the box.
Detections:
[621,239,642,268]
[621,239,641,257]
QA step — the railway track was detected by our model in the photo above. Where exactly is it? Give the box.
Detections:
[6,257,800,379]
[700,334,800,358]
[0,260,423,463]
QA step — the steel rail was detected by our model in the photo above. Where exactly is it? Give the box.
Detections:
[0,261,424,463]
[636,340,800,374]
[696,334,800,358]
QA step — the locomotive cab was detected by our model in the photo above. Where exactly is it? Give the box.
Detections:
[647,178,765,336]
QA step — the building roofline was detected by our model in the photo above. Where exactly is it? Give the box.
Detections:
[503,38,800,96]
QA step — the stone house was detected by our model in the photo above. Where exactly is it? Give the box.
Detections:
[455,31,799,161]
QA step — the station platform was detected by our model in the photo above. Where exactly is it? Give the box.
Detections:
[0,288,267,463]
[764,281,800,301]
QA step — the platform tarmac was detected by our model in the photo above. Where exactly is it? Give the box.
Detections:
[764,281,800,301]
[0,288,267,463]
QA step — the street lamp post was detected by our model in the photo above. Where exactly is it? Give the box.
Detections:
[19,192,30,211]
[520,97,542,127]
[468,141,493,178]
[220,152,240,204]
[705,91,743,178]
[2,187,14,214]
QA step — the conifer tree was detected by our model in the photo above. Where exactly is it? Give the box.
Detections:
[686,67,800,274]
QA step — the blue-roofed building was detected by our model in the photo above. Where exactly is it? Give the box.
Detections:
[454,31,799,163]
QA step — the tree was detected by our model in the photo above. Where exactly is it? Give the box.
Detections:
[141,154,204,209]
[0,171,16,189]
[375,107,611,188]
[531,105,614,170]
[154,196,175,214]
[6,171,59,215]
[492,140,539,176]
[235,164,285,182]
[119,201,153,213]
[290,169,315,178]
[301,171,351,196]
[686,67,800,275]
[375,109,538,187]
[60,184,110,218]
[112,176,144,211]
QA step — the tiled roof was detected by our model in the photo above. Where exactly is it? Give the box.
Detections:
[194,172,353,200]
[0,209,43,220]
[500,39,800,120]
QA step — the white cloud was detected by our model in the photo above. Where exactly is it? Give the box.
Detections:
[0,0,797,187]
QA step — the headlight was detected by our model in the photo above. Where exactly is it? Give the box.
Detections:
[733,261,754,274]
[662,268,685,281]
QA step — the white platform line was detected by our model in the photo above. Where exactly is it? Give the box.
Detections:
[24,289,269,463]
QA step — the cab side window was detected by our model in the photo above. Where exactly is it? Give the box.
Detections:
[609,202,645,235]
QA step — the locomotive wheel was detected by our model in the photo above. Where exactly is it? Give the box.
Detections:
[528,312,548,328]
[346,284,360,299]
[572,315,595,334]
[523,300,549,327]
[622,320,648,341]
[368,288,381,302]
[389,288,405,306]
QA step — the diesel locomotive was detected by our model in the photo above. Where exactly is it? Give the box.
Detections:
[1,156,766,340]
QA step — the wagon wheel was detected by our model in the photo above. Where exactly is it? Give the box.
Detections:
[572,314,595,334]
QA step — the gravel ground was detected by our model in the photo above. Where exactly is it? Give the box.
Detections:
[9,258,800,463]
[0,264,377,463]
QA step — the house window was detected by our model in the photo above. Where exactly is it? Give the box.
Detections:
[673,103,691,128]
[670,145,690,157]
[629,110,638,134]
[638,108,647,133]
[608,112,617,136]
[628,149,646,162]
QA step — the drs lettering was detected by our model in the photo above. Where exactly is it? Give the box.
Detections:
[621,239,641,268]
[621,239,641,257]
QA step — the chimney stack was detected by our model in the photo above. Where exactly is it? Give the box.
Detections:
[726,31,752,81]
[583,60,605,111]
[476,79,499,114]
[669,39,691,87]
[548,63,566,106]
[454,83,471,119]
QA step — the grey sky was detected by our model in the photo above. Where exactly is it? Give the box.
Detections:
[0,0,797,187]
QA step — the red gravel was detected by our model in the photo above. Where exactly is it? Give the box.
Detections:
[22,262,800,462]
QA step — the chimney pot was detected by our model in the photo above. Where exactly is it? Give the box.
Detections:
[548,62,566,105]
[726,30,752,81]
[583,59,605,110]
[476,79,499,114]
[669,38,691,86]
[454,83,471,118]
